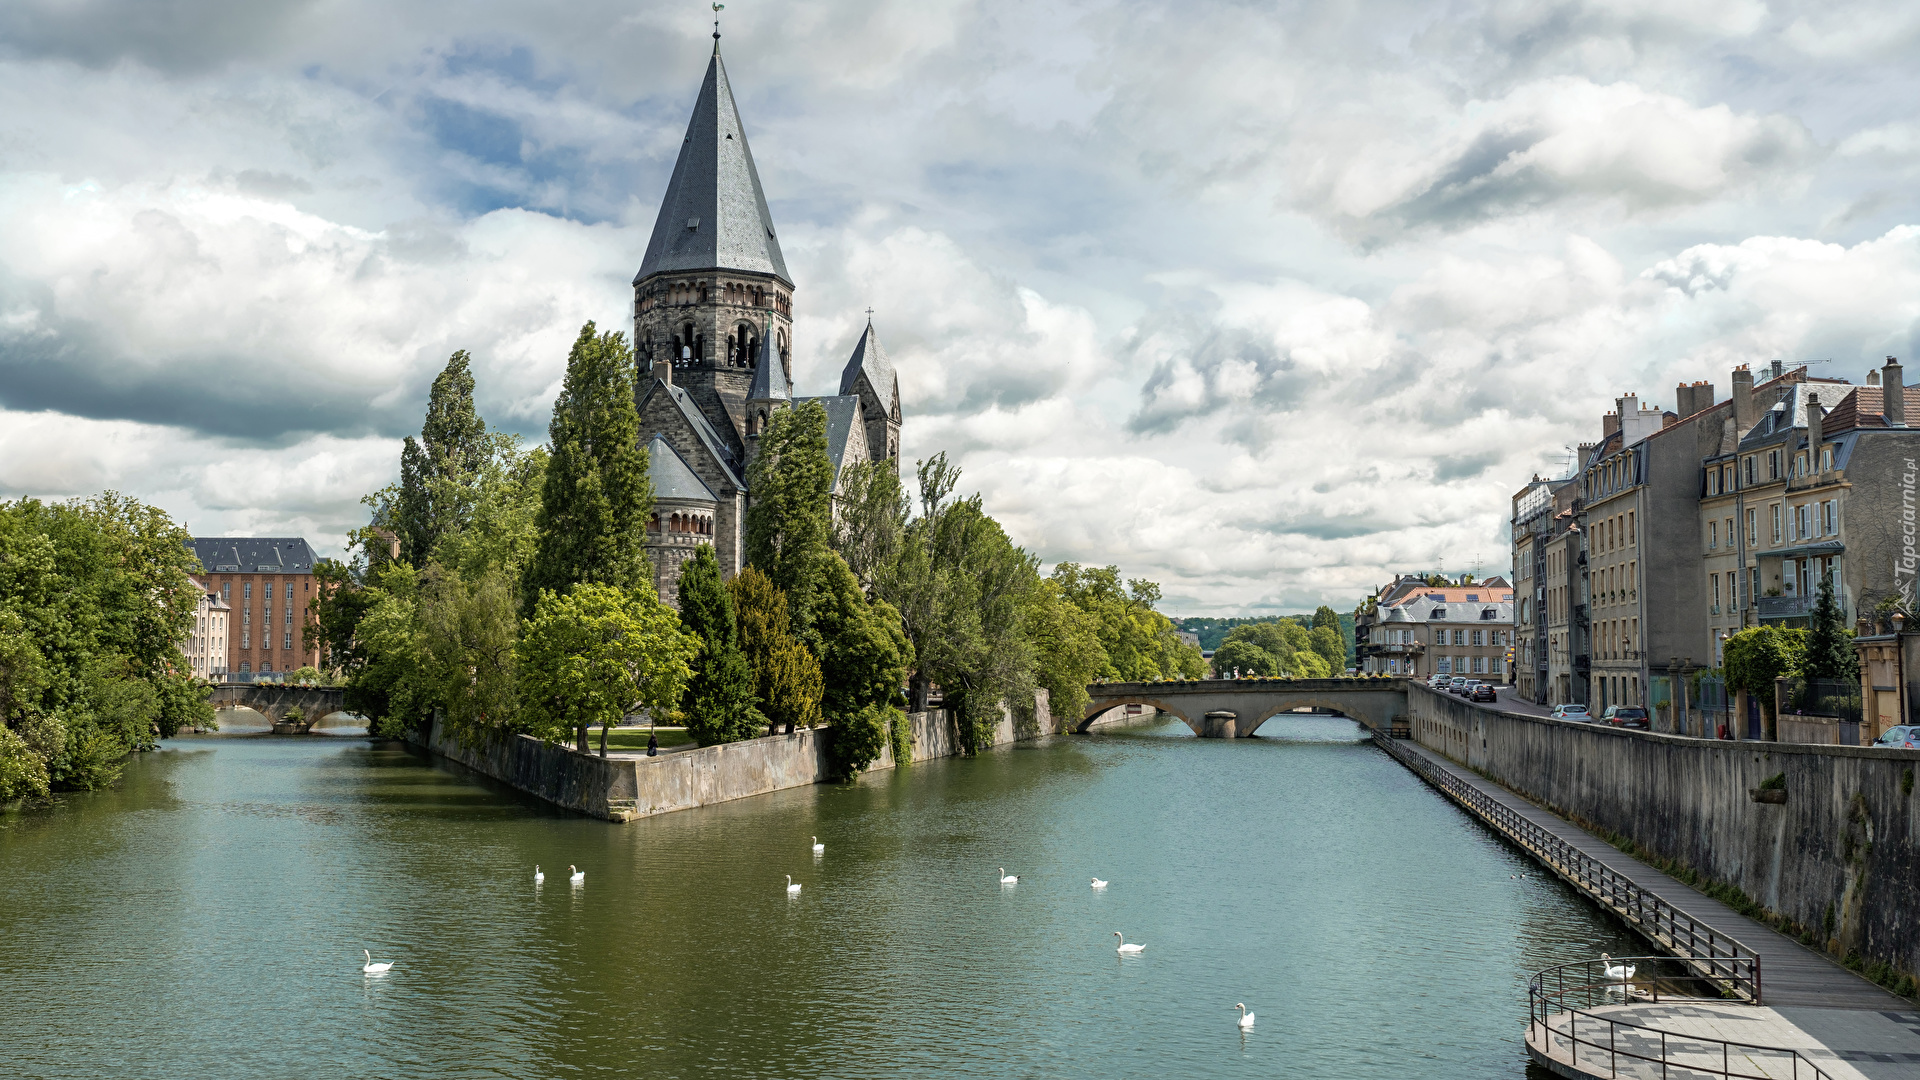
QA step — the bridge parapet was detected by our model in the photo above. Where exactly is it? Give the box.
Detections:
[1082,676,1410,737]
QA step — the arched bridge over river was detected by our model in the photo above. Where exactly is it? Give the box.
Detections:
[209,684,348,720]
[1081,677,1411,737]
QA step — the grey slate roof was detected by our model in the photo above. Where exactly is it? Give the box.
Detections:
[640,378,746,491]
[633,47,790,286]
[838,320,897,405]
[647,434,718,502]
[188,537,318,574]
[803,394,864,487]
[747,316,790,402]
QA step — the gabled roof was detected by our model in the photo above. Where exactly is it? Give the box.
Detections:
[838,320,898,409]
[640,378,746,491]
[1819,384,1920,435]
[647,434,718,502]
[187,537,318,574]
[633,46,790,286]
[795,395,866,488]
[748,317,790,403]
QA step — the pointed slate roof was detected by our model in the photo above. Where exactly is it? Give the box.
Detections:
[838,320,898,409]
[187,537,318,574]
[638,378,746,491]
[800,394,866,488]
[634,46,790,286]
[647,434,718,502]
[747,315,789,402]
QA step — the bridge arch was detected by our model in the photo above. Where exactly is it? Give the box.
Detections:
[1078,678,1409,737]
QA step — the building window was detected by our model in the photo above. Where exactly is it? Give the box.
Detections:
[283,633,292,650]
[1438,656,1452,673]
[1709,520,1717,549]
[242,632,249,649]
[1744,457,1756,485]
[1453,629,1466,645]
[1821,448,1833,471]
[1627,511,1635,545]
[1708,471,1719,496]
[1470,630,1484,646]
[1771,504,1782,544]
[221,582,230,600]
[1725,517,1735,548]
[1823,500,1837,534]
[244,582,252,599]
[1746,509,1757,545]
[285,582,294,600]
[240,662,250,673]
[1768,450,1780,479]
[1712,574,1721,611]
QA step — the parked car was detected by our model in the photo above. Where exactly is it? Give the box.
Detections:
[1603,706,1650,730]
[1471,684,1497,702]
[1873,725,1920,748]
[1451,679,1475,696]
[1550,703,1592,720]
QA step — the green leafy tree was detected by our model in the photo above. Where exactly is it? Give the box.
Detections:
[1803,571,1856,681]
[676,546,764,745]
[1723,624,1808,740]
[832,459,908,587]
[522,323,653,617]
[812,552,912,778]
[1308,625,1345,674]
[394,351,490,564]
[517,584,698,756]
[730,566,822,735]
[1021,578,1107,724]
[744,401,833,638]
[1311,605,1340,631]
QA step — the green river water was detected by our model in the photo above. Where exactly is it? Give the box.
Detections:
[0,715,1636,1078]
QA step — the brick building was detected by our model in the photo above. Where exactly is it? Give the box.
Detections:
[187,537,323,680]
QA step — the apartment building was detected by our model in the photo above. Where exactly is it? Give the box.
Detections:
[1356,578,1514,679]
[186,537,324,679]
[181,577,230,681]
[1512,475,1581,704]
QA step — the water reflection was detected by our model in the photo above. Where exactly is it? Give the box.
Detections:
[0,716,1643,1079]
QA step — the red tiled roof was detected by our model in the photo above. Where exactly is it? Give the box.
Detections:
[1819,385,1920,434]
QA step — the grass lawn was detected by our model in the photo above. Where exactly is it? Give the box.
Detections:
[588,727,695,751]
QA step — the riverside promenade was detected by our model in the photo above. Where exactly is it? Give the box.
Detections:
[1376,734,1920,1079]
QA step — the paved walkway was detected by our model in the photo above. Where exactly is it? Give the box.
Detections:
[1382,737,1920,1078]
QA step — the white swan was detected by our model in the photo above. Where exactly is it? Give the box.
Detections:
[1091,877,1109,889]
[534,865,544,885]
[1601,953,1636,981]
[568,864,584,884]
[1113,931,1145,955]
[361,949,393,975]
[811,836,825,854]
[999,868,1019,884]
[1236,1003,1255,1029]
[786,874,802,895]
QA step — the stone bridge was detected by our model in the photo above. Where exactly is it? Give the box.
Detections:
[1081,677,1410,737]
[209,684,350,720]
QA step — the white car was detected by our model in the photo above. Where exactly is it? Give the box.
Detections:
[1551,703,1592,721]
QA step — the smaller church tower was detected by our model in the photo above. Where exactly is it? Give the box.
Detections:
[839,319,902,469]
[744,313,790,469]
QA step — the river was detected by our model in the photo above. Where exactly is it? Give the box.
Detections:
[0,715,1638,1078]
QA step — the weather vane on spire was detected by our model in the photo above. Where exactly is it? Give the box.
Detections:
[712,2,724,41]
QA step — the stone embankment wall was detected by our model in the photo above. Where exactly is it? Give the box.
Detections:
[1406,683,1920,981]
[415,691,1049,822]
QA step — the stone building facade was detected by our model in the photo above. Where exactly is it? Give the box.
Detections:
[1356,577,1514,680]
[186,537,322,679]
[632,40,902,606]
[181,576,230,681]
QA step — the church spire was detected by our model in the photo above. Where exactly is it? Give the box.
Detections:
[633,46,789,286]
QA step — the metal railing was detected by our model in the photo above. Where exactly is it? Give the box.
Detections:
[1373,735,1763,1002]
[1529,958,1832,1079]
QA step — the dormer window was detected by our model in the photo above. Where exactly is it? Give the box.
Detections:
[1430,607,1447,620]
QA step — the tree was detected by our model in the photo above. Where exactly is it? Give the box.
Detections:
[730,567,822,735]
[516,584,698,756]
[812,552,912,778]
[522,323,653,617]
[1723,624,1807,741]
[676,546,764,745]
[1804,570,1856,681]
[833,459,909,588]
[393,351,490,565]
[1311,605,1340,631]
[1308,625,1345,674]
[744,400,833,638]
[1022,578,1107,723]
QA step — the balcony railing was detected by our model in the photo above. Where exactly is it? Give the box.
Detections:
[1756,595,1812,620]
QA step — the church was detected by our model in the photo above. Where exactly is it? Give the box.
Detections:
[634,36,902,607]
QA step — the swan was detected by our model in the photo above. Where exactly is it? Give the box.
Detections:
[786,874,802,895]
[1601,953,1636,981]
[1091,878,1109,889]
[1113,931,1145,955]
[1236,1003,1255,1029]
[361,949,393,975]
[999,868,1019,884]
[811,836,825,854]
[534,865,544,885]
[569,865,584,884]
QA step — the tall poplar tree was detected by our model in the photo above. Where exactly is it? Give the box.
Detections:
[730,566,822,735]
[744,400,833,640]
[394,350,489,565]
[676,545,763,745]
[522,324,653,617]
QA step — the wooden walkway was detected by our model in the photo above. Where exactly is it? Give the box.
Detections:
[1377,734,1902,1010]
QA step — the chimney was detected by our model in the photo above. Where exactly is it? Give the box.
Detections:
[1675,382,1693,418]
[1808,393,1824,469]
[1770,359,1784,380]
[651,357,674,386]
[1887,357,1906,428]
[1694,379,1715,411]
[1603,410,1621,438]
[1731,365,1755,434]
[1869,369,1882,386]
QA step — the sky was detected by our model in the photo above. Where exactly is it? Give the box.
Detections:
[3,0,1920,615]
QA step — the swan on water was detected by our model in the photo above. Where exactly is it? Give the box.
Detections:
[999,868,1019,884]
[786,875,802,895]
[362,950,393,975]
[812,836,825,854]
[534,865,544,885]
[569,865,585,884]
[1601,953,1635,980]
[1236,1003,1255,1029]
[1113,931,1145,955]
[1091,878,1109,889]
